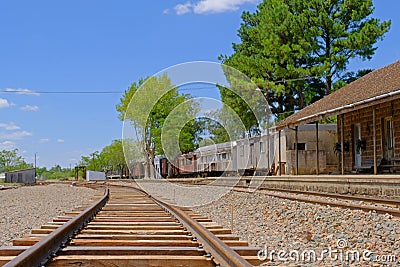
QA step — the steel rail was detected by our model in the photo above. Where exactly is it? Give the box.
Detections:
[156,199,253,267]
[169,177,400,205]
[117,184,253,267]
[227,186,400,217]
[169,179,400,216]
[216,182,400,206]
[172,177,400,205]
[255,186,400,205]
[4,188,109,267]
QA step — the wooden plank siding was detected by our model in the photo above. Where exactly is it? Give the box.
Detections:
[338,99,400,172]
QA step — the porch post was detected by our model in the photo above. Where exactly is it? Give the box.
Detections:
[373,107,377,175]
[279,130,282,176]
[295,126,299,175]
[74,166,78,181]
[341,114,345,175]
[316,121,319,175]
[267,129,270,172]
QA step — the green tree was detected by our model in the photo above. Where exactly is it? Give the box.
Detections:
[79,151,101,171]
[220,0,390,121]
[116,74,198,178]
[308,1,390,93]
[207,119,230,144]
[100,140,126,177]
[333,69,373,91]
[39,165,74,180]
[218,85,260,137]
[179,120,198,152]
[0,149,33,172]
[194,117,230,144]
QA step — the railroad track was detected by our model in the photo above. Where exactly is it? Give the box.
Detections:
[0,184,261,267]
[230,185,400,217]
[168,178,400,217]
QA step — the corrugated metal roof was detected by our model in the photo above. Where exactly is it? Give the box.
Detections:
[275,60,400,130]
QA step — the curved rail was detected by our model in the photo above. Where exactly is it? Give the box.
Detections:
[168,179,400,216]
[157,200,252,267]
[237,184,400,205]
[227,185,400,216]
[256,188,400,216]
[3,188,109,267]
[116,184,253,267]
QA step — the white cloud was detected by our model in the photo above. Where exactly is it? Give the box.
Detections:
[0,98,12,108]
[174,2,193,15]
[57,139,65,143]
[163,8,170,14]
[173,0,259,15]
[0,122,20,131]
[0,131,32,140]
[20,105,39,111]
[39,138,50,143]
[194,0,259,13]
[0,141,16,150]
[5,88,40,96]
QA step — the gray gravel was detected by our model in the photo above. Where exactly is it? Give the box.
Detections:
[194,190,400,267]
[101,181,400,266]
[0,184,97,246]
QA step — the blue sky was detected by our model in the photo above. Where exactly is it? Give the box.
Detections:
[0,0,399,168]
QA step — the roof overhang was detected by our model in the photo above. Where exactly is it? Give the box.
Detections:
[275,88,400,131]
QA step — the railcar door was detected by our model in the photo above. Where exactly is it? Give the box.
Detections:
[250,143,255,169]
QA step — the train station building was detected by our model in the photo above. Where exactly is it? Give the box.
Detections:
[276,60,400,175]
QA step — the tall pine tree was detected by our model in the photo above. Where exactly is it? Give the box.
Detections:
[220,0,390,121]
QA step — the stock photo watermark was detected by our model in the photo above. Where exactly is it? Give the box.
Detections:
[257,239,397,265]
[122,61,272,207]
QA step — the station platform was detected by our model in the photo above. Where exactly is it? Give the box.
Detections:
[166,174,400,197]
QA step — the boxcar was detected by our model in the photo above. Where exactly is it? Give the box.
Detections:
[172,153,197,177]
[154,156,169,178]
[195,141,235,177]
[235,135,272,176]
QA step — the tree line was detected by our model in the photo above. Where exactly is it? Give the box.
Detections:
[220,0,390,121]
[4,0,389,179]
[78,139,126,176]
[113,0,390,178]
[0,149,33,173]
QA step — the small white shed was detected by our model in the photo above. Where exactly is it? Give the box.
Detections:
[86,171,106,181]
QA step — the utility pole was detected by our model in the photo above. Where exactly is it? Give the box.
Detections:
[34,152,37,179]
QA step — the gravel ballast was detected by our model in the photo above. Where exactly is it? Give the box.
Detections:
[0,184,97,246]
[75,181,400,266]
[193,190,400,267]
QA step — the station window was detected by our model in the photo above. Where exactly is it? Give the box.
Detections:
[294,143,306,150]
[260,141,265,153]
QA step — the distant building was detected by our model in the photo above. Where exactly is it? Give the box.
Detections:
[5,169,36,184]
[86,171,106,181]
[274,124,338,175]
[234,124,338,175]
